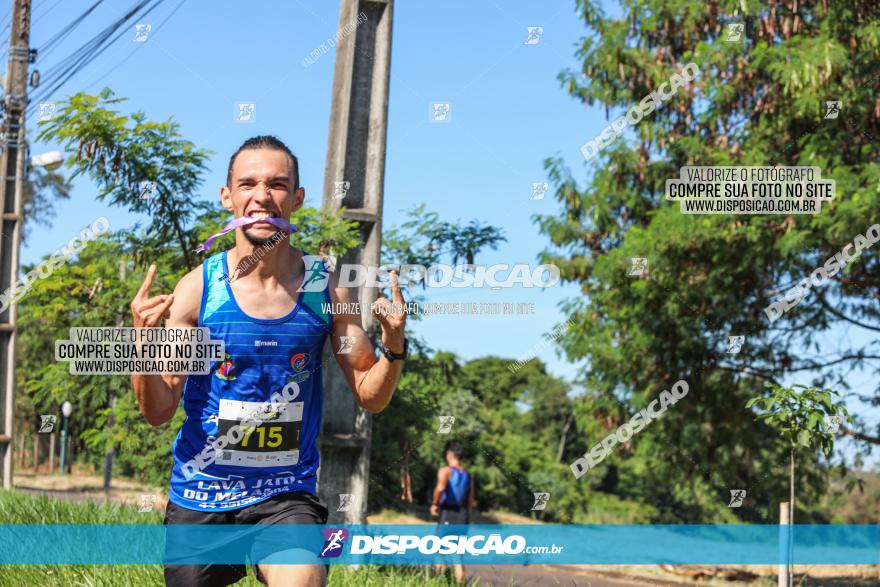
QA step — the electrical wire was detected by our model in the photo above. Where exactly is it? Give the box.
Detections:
[32,0,67,26]
[38,0,106,61]
[84,0,187,91]
[27,0,166,116]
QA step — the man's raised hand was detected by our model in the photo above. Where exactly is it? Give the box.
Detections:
[130,264,175,328]
[371,270,407,353]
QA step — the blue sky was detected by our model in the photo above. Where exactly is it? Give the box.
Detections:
[15,0,878,468]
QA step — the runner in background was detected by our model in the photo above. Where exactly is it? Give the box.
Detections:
[430,441,474,584]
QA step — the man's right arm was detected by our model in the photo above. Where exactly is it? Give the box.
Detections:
[130,264,202,427]
[430,466,450,517]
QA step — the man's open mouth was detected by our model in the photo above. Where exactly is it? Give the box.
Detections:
[246,211,278,224]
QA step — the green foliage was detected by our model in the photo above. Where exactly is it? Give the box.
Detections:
[746,383,850,456]
[533,0,880,521]
[36,88,213,268]
[0,490,466,586]
[371,352,607,523]
[383,203,506,270]
[21,163,72,244]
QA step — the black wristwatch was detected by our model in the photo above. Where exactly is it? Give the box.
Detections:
[379,338,408,362]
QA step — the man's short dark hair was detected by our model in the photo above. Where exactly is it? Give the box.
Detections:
[226,135,300,190]
[445,442,463,459]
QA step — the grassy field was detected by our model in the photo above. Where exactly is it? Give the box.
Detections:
[0,490,465,587]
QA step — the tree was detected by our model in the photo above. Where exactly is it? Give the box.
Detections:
[21,162,72,244]
[536,0,880,520]
[746,383,851,522]
[37,88,213,268]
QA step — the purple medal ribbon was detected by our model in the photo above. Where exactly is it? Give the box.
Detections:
[195,216,298,253]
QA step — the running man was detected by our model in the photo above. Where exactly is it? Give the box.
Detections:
[430,441,475,584]
[130,135,408,587]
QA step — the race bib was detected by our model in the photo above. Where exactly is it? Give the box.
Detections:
[215,398,303,467]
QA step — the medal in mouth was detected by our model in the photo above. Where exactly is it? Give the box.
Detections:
[196,215,298,253]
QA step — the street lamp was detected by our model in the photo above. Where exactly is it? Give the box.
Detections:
[30,150,62,171]
[59,401,72,475]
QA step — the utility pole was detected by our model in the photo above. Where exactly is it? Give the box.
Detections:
[0,0,33,489]
[318,0,393,524]
[104,260,126,490]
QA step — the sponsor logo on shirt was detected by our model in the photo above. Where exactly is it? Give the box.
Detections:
[291,352,309,372]
[216,353,237,380]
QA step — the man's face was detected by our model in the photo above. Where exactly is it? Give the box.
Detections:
[221,148,304,245]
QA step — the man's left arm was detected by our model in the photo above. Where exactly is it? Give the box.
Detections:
[330,270,406,414]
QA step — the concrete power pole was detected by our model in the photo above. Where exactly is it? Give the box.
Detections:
[0,0,32,489]
[318,0,393,524]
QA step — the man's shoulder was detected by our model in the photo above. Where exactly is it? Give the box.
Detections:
[169,264,204,325]
[326,264,356,307]
[176,264,203,292]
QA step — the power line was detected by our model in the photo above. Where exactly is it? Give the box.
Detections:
[32,0,66,26]
[0,3,11,33]
[27,0,165,116]
[84,0,187,91]
[38,0,105,61]
[0,21,11,62]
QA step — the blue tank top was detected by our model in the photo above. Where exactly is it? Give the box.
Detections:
[168,249,332,511]
[441,466,471,508]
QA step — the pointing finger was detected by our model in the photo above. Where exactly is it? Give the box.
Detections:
[390,270,405,305]
[136,265,157,300]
